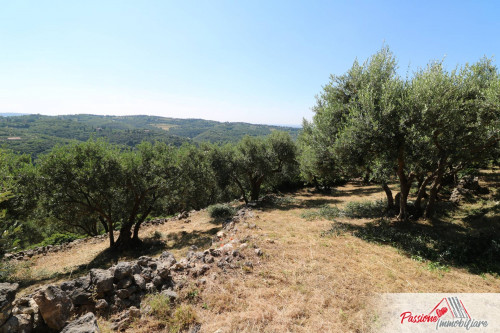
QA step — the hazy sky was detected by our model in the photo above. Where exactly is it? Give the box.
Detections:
[1,1,499,125]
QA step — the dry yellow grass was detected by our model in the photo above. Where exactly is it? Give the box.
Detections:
[11,169,500,332]
[151,123,178,131]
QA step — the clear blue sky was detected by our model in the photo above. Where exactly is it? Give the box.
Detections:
[1,1,499,125]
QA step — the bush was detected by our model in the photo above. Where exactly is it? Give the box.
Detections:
[142,293,171,323]
[169,305,198,333]
[342,200,386,218]
[301,205,341,220]
[208,204,236,220]
[0,261,17,283]
[30,232,83,249]
[141,293,198,333]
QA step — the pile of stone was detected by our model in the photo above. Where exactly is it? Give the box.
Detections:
[0,241,255,333]
[449,176,488,204]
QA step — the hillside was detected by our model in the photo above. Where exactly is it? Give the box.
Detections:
[5,168,499,332]
[0,114,300,156]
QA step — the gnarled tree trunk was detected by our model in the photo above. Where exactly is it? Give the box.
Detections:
[424,160,445,218]
[381,181,394,210]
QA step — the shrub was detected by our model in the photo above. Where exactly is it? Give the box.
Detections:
[342,200,386,218]
[169,305,198,333]
[208,204,236,220]
[301,205,341,220]
[141,293,198,333]
[0,261,17,283]
[31,232,83,248]
[142,293,171,323]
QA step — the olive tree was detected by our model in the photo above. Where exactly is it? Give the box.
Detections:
[210,132,297,203]
[38,139,177,248]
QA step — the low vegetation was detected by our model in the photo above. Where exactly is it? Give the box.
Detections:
[208,204,236,221]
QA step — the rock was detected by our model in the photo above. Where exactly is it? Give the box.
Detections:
[113,262,133,280]
[116,289,131,300]
[133,274,146,290]
[192,264,210,277]
[216,231,226,238]
[204,256,214,264]
[12,297,37,315]
[61,312,100,333]
[137,256,153,267]
[239,243,248,250]
[0,282,19,326]
[161,290,178,301]
[140,268,153,281]
[70,289,93,306]
[220,243,233,255]
[177,211,189,219]
[116,277,133,289]
[450,187,465,204]
[128,306,141,319]
[0,315,19,333]
[255,248,263,256]
[131,263,141,275]
[152,276,163,288]
[172,262,186,271]
[33,285,73,331]
[145,283,156,293]
[95,299,108,313]
[157,264,171,280]
[159,252,177,268]
[90,269,114,295]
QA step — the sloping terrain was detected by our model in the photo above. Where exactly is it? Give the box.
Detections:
[0,114,300,156]
[8,169,500,332]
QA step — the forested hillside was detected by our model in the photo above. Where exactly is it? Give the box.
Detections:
[0,114,300,157]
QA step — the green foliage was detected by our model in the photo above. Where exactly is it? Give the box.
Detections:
[342,200,387,219]
[31,233,83,248]
[169,144,220,212]
[37,139,178,247]
[141,293,198,333]
[208,204,236,220]
[301,205,341,220]
[302,200,386,221]
[0,114,299,157]
[0,260,17,282]
[303,46,500,219]
[210,131,298,203]
[169,305,198,333]
[143,293,172,323]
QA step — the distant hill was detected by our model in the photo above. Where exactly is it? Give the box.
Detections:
[0,114,301,157]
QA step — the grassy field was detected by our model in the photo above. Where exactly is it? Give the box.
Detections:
[10,168,500,332]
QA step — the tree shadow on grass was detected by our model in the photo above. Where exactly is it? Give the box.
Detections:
[164,228,219,250]
[323,209,500,275]
[15,228,220,289]
[258,196,342,212]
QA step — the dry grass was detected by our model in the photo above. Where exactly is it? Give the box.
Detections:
[13,210,218,294]
[151,123,178,131]
[11,169,500,332]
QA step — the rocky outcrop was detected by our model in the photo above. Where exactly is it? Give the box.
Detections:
[0,283,19,326]
[450,176,488,204]
[1,205,260,332]
[61,312,100,333]
[33,285,74,331]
